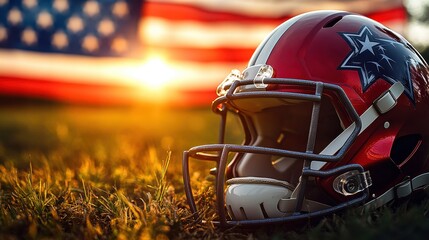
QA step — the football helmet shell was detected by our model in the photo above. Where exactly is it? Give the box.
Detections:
[182,10,429,226]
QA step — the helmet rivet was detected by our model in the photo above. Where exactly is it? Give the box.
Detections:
[384,121,390,129]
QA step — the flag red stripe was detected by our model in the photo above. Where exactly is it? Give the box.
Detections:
[0,75,139,105]
[143,2,406,24]
[175,89,217,107]
[146,46,254,63]
[367,7,408,23]
[0,75,217,106]
[143,2,289,24]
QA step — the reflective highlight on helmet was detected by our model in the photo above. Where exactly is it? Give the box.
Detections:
[217,64,275,96]
[217,69,241,96]
[253,64,273,88]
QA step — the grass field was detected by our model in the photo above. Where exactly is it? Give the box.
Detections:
[1,104,429,239]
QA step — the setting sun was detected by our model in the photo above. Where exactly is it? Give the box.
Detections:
[136,56,175,92]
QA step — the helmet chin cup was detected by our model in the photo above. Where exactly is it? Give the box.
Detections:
[225,177,293,220]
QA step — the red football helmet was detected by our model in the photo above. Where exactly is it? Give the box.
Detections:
[182,10,429,226]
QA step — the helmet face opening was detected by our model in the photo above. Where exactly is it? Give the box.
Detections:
[182,10,429,227]
[229,92,344,184]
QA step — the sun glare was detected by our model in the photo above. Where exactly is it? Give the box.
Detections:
[118,55,177,102]
[137,57,175,92]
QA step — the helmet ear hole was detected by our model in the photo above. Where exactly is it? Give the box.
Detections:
[390,134,422,167]
[323,16,343,28]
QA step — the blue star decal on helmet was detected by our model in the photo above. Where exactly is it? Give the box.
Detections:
[339,26,418,102]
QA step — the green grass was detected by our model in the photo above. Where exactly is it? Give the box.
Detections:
[0,104,429,239]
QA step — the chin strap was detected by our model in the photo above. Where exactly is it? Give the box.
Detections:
[311,82,405,170]
[363,172,429,211]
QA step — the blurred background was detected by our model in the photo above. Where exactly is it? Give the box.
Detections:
[1,2,429,238]
[0,0,428,107]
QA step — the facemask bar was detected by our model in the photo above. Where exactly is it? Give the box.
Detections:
[182,78,366,227]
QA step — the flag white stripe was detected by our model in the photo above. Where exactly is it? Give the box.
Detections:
[0,49,238,89]
[140,17,276,49]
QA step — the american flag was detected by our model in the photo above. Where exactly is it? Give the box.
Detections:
[0,0,409,105]
[0,0,141,56]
